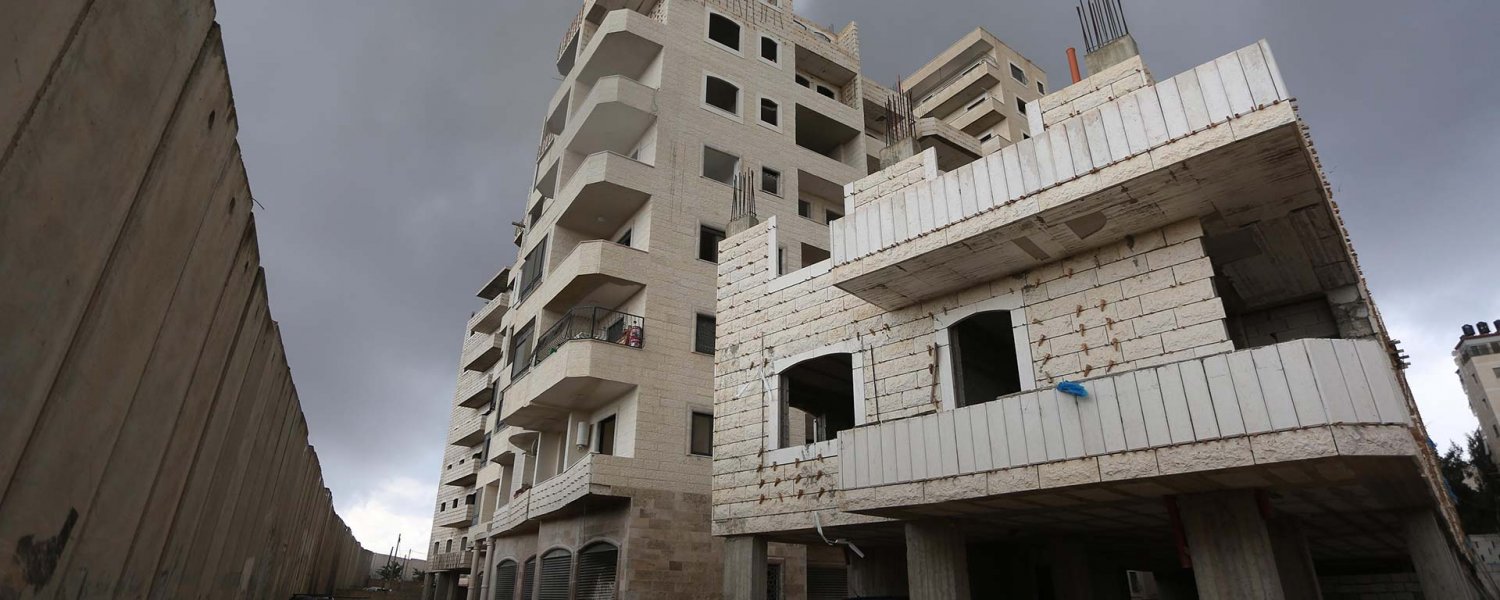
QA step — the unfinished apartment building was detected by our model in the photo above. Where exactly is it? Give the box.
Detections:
[712,13,1495,600]
[1458,320,1500,462]
[419,0,950,598]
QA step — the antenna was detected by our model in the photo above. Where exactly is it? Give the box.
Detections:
[1077,0,1131,54]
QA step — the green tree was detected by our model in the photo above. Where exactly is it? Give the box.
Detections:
[376,560,405,582]
[1439,428,1500,534]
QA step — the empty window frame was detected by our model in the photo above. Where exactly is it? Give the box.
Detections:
[795,74,811,88]
[698,226,726,262]
[1016,97,1028,116]
[797,200,811,218]
[616,229,632,247]
[760,35,780,64]
[704,75,742,117]
[690,411,714,456]
[1009,62,1027,84]
[595,415,617,455]
[767,562,785,600]
[825,209,843,224]
[761,166,781,195]
[949,311,1022,407]
[816,84,837,100]
[702,146,740,185]
[694,314,717,354]
[778,353,856,447]
[800,243,829,268]
[706,11,742,52]
[759,97,780,128]
[1037,81,1046,94]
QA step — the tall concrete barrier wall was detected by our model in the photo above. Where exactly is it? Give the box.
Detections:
[0,1,366,598]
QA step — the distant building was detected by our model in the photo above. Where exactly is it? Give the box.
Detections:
[368,552,429,580]
[1458,320,1500,459]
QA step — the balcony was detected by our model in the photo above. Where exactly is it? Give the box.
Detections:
[829,41,1303,310]
[491,454,633,537]
[501,307,645,431]
[434,504,477,530]
[837,338,1413,512]
[468,271,510,335]
[461,330,504,373]
[454,371,494,409]
[554,152,653,240]
[563,76,657,158]
[449,410,485,447]
[536,240,647,313]
[913,117,981,171]
[428,550,474,572]
[915,58,1003,120]
[442,460,482,488]
[949,94,1007,135]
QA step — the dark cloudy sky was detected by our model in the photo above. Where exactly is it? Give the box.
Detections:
[215,0,1500,558]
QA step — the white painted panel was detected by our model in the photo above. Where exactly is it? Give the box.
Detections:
[985,401,1010,468]
[1179,359,1222,440]
[943,170,963,225]
[1258,40,1290,101]
[1202,355,1246,437]
[1135,88,1170,147]
[1098,102,1132,162]
[830,220,845,263]
[1306,339,1357,424]
[1017,139,1041,194]
[956,165,979,218]
[838,431,851,489]
[850,427,867,488]
[1173,72,1211,132]
[971,157,995,212]
[969,407,994,472]
[1155,78,1190,139]
[985,152,1010,206]
[862,205,879,256]
[1277,340,1328,427]
[891,191,909,242]
[1332,339,1380,422]
[903,189,922,240]
[1003,395,1028,467]
[894,419,912,482]
[1026,101,1043,136]
[1215,53,1255,116]
[1118,92,1150,154]
[1156,364,1197,444]
[1039,388,1068,460]
[1354,339,1409,424]
[1135,369,1173,446]
[955,407,976,474]
[1002,146,1024,201]
[1021,392,1048,464]
[916,182,935,234]
[1048,126,1075,182]
[1093,378,1128,453]
[878,197,895,250]
[1065,118,1093,174]
[864,424,883,486]
[1077,382,1107,456]
[880,421,899,484]
[1252,345,1298,430]
[1082,110,1112,168]
[923,415,942,479]
[843,216,858,262]
[1237,44,1279,108]
[1057,388,1087,459]
[1227,350,1272,434]
[910,416,930,481]
[1115,372,1150,449]
[1033,133,1057,189]
[1194,62,1232,124]
[929,178,951,229]
[938,410,960,476]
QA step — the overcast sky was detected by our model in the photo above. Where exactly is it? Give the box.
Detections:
[215,0,1500,559]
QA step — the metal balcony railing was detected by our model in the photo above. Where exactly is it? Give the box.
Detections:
[533,307,645,368]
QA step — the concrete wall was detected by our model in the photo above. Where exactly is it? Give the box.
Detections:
[0,2,366,598]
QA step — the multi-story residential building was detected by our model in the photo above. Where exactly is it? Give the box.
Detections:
[1458,320,1500,460]
[712,26,1494,600]
[421,2,1060,599]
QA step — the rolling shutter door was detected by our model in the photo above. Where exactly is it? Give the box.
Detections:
[520,557,536,600]
[807,566,848,600]
[537,549,572,600]
[576,543,619,600]
[493,560,517,600]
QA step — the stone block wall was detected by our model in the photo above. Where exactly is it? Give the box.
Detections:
[1227,297,1341,349]
[1038,54,1153,127]
[843,148,935,213]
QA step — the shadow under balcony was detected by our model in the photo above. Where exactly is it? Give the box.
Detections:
[454,370,495,410]
[554,152,653,241]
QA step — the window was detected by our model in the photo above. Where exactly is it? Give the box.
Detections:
[760,35,780,64]
[759,97,780,128]
[1037,81,1046,94]
[494,560,518,600]
[966,96,986,111]
[979,133,995,143]
[528,200,544,227]
[702,146,740,185]
[776,246,786,276]
[801,243,829,268]
[576,543,620,600]
[707,12,741,52]
[795,74,810,88]
[816,84,836,100]
[825,209,842,224]
[704,75,741,116]
[761,167,781,195]
[616,229,632,247]
[694,314,717,354]
[698,226,726,262]
[690,411,714,456]
[434,542,440,555]
[510,320,535,378]
[1493,367,1500,378]
[950,311,1021,407]
[1016,97,1028,115]
[538,548,572,600]
[518,237,547,300]
[779,353,855,447]
[1010,63,1027,84]
[596,415,617,455]
[767,563,784,600]
[446,540,454,553]
[798,200,811,218]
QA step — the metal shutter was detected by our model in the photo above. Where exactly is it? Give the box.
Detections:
[520,557,536,600]
[575,543,619,600]
[537,549,572,600]
[806,566,847,600]
[766,562,783,600]
[493,560,517,600]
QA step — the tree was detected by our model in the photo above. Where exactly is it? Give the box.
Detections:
[1438,428,1500,535]
[376,560,405,582]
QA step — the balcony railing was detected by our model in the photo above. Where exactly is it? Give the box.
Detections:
[434,504,477,529]
[441,459,483,487]
[533,307,644,369]
[428,550,475,571]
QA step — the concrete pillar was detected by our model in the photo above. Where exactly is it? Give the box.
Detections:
[878,138,919,170]
[1177,491,1283,599]
[848,545,907,598]
[904,521,969,600]
[1268,518,1322,600]
[435,572,456,600]
[723,535,767,600]
[466,548,483,600]
[1405,511,1484,600]
[420,572,435,600]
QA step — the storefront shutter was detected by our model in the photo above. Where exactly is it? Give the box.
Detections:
[537,549,572,600]
[806,566,848,600]
[575,543,619,600]
[519,557,536,600]
[493,560,517,600]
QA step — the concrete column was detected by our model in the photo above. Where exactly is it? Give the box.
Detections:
[1405,511,1484,600]
[466,548,483,600]
[878,138,919,170]
[904,521,969,600]
[435,572,456,600]
[1176,491,1283,599]
[1267,518,1322,600]
[848,545,907,598]
[723,535,767,600]
[420,572,434,600]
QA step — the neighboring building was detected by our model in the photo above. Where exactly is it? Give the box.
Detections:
[369,552,430,580]
[713,24,1494,600]
[1458,320,1500,459]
